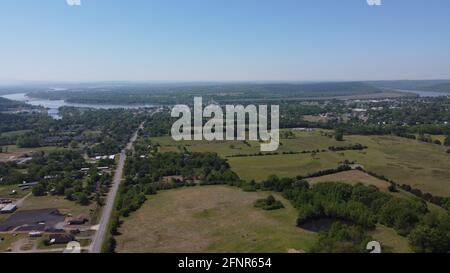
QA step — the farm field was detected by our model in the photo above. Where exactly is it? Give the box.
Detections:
[229,153,342,181]
[345,135,450,196]
[115,185,413,253]
[115,186,317,253]
[151,131,450,196]
[152,130,345,157]
[307,170,391,190]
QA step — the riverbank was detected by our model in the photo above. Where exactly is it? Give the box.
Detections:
[2,93,159,119]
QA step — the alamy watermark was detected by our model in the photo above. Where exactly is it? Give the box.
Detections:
[171,97,280,152]
[367,241,382,253]
[64,241,81,253]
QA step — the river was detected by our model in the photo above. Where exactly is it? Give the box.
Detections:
[392,89,449,97]
[1,93,158,119]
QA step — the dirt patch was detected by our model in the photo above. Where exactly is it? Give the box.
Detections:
[307,170,390,190]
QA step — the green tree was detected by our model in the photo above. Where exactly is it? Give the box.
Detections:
[69,140,79,149]
[16,134,41,148]
[32,183,46,196]
[409,225,448,253]
[335,128,344,141]
[64,188,75,201]
[444,136,450,146]
[75,192,90,206]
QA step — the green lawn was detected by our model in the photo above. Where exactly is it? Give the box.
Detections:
[0,184,31,199]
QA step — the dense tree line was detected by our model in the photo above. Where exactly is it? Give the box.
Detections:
[399,184,450,211]
[139,112,175,137]
[408,212,450,253]
[328,143,367,152]
[311,222,372,253]
[0,97,34,111]
[0,161,25,185]
[258,175,449,252]
[29,82,382,105]
[0,113,53,134]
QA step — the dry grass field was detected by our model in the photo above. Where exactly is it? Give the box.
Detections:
[20,195,94,217]
[115,185,414,253]
[307,170,391,190]
[151,131,450,196]
[115,186,317,253]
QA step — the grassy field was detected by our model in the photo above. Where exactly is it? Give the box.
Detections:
[369,225,411,253]
[0,130,32,138]
[115,186,317,253]
[115,185,413,253]
[307,170,391,190]
[2,145,62,154]
[20,195,93,217]
[345,135,450,196]
[229,153,343,181]
[152,130,345,157]
[151,131,450,196]
[0,234,26,252]
[0,145,63,162]
[0,184,31,199]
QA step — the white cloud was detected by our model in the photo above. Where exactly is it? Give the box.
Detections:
[367,0,382,6]
[66,0,81,6]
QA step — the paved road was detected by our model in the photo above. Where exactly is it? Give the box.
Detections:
[89,122,144,253]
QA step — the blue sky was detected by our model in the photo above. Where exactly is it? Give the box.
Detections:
[1,0,450,82]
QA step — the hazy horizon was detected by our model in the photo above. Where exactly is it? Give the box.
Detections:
[2,79,450,88]
[1,0,450,82]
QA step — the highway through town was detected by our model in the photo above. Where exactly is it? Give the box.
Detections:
[89,122,144,253]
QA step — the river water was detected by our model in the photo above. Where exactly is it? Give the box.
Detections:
[2,89,448,119]
[1,93,158,119]
[392,89,448,97]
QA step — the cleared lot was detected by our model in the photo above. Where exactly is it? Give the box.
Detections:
[115,186,317,253]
